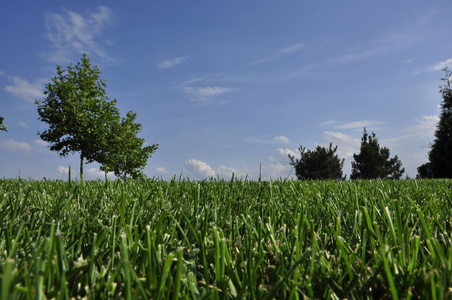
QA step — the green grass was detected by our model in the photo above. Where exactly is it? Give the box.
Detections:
[1,178,452,299]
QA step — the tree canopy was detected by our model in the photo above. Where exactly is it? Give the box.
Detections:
[99,111,158,179]
[36,54,157,180]
[0,116,6,132]
[289,143,345,180]
[351,128,404,179]
[428,68,452,178]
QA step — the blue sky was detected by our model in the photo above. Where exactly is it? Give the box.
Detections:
[1,1,451,180]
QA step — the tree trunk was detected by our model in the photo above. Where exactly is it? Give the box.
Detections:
[80,155,84,181]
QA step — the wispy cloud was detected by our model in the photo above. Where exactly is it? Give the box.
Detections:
[430,58,452,71]
[247,136,291,145]
[332,23,428,65]
[43,6,114,63]
[253,43,305,65]
[278,43,305,55]
[2,74,44,102]
[182,86,233,101]
[0,139,32,156]
[157,57,188,69]
[274,136,290,144]
[333,120,385,130]
[407,115,439,138]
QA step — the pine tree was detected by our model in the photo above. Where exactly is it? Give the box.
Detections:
[351,128,404,179]
[289,143,345,180]
[428,68,452,178]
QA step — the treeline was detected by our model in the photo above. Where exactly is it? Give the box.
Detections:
[289,68,452,180]
[1,56,452,180]
[289,128,404,180]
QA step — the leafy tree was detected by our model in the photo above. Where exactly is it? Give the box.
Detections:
[417,162,433,179]
[0,116,6,132]
[36,54,157,180]
[351,128,404,179]
[289,143,345,180]
[100,111,158,179]
[428,68,452,178]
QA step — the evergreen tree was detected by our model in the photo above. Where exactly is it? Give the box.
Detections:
[289,143,345,180]
[351,128,404,179]
[0,116,6,132]
[428,68,452,178]
[417,162,433,179]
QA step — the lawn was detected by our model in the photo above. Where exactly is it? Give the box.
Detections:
[1,178,451,299]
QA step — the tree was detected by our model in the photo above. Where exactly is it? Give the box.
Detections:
[417,162,433,179]
[351,128,404,179]
[428,68,452,178]
[100,111,158,179]
[0,116,6,132]
[289,143,345,180]
[36,54,157,180]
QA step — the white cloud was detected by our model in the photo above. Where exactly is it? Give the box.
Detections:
[0,139,32,156]
[333,120,384,130]
[277,148,298,159]
[262,163,292,179]
[215,166,237,178]
[323,131,360,159]
[274,136,290,144]
[157,57,188,69]
[182,86,233,101]
[18,122,27,128]
[58,165,114,180]
[430,58,452,71]
[408,115,439,138]
[185,159,215,178]
[34,139,49,148]
[155,167,168,173]
[4,76,44,101]
[57,166,72,175]
[85,167,113,179]
[43,6,114,63]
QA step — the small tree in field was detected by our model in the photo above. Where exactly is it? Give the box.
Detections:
[351,128,404,179]
[37,54,157,180]
[289,143,345,180]
[428,68,452,178]
[100,111,158,179]
[0,116,6,132]
[417,162,433,179]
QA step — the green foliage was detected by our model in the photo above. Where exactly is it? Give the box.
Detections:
[289,143,345,180]
[1,178,452,299]
[351,128,404,179]
[36,54,120,180]
[0,116,6,132]
[417,162,433,179]
[100,111,158,179]
[36,54,157,180]
[428,68,452,178]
